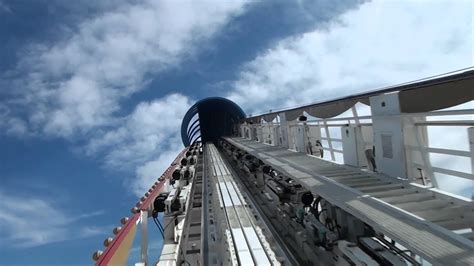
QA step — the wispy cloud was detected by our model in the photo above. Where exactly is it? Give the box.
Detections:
[78,225,116,238]
[2,0,249,138]
[0,191,106,247]
[86,94,190,167]
[1,0,249,196]
[132,136,185,196]
[85,93,192,195]
[226,1,473,196]
[0,0,11,13]
[228,1,472,114]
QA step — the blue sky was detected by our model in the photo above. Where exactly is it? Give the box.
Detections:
[0,0,472,265]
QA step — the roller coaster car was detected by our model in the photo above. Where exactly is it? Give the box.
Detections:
[243,160,259,173]
[153,192,170,216]
[183,169,191,180]
[266,174,306,204]
[172,169,181,180]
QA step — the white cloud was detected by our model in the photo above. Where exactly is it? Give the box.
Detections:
[0,0,11,13]
[85,93,191,196]
[87,93,190,167]
[133,137,184,196]
[0,191,105,247]
[228,0,473,114]
[3,0,469,203]
[3,0,248,137]
[79,225,116,238]
[5,117,27,136]
[227,0,473,197]
[0,0,248,198]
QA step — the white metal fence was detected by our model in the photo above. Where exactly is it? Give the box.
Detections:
[243,101,474,198]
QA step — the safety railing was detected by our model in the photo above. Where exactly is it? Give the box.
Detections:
[240,102,473,198]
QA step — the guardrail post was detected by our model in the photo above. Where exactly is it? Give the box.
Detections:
[370,93,408,179]
[278,112,289,148]
[469,127,474,178]
[140,210,148,265]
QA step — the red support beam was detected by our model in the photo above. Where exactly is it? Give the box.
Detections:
[96,147,189,265]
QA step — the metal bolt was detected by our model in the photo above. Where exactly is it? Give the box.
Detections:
[92,250,103,261]
[113,226,122,235]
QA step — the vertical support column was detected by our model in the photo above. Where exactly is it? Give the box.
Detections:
[271,115,281,146]
[370,93,408,179]
[249,125,255,140]
[140,210,148,265]
[469,127,474,175]
[341,126,367,168]
[260,124,266,143]
[323,120,336,161]
[279,113,289,148]
[345,106,367,167]
[407,116,435,186]
[256,126,263,142]
[294,124,306,152]
[351,106,360,126]
[270,125,280,146]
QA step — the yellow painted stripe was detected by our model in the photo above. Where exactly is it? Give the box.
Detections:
[107,223,137,266]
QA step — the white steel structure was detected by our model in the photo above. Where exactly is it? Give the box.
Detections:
[92,69,473,266]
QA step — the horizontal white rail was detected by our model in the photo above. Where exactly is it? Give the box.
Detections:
[301,109,473,123]
[321,137,342,142]
[406,145,471,157]
[412,162,474,181]
[323,147,343,153]
[415,121,474,126]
